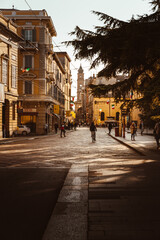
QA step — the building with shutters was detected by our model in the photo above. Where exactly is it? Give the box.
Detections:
[0,12,22,138]
[55,52,72,116]
[1,8,70,134]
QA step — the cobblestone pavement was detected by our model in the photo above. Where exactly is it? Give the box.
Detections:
[0,127,160,240]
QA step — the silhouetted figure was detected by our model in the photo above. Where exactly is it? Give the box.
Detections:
[60,123,66,137]
[130,122,136,141]
[54,122,58,134]
[154,119,160,149]
[139,120,144,135]
[108,123,112,135]
[90,122,97,142]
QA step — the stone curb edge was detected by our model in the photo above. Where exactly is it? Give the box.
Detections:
[110,134,146,156]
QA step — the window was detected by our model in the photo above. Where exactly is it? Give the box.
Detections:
[54,86,57,100]
[22,29,36,42]
[11,65,17,88]
[2,59,8,84]
[24,55,33,69]
[58,90,61,102]
[101,112,105,121]
[116,112,120,121]
[56,69,59,81]
[25,30,32,41]
[25,81,32,94]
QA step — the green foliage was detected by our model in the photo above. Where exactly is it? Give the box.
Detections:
[65,0,160,122]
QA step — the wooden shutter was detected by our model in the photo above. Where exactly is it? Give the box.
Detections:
[32,29,36,42]
[21,29,25,39]
[25,81,32,94]
[25,55,32,68]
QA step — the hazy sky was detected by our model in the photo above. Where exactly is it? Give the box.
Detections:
[1,0,152,95]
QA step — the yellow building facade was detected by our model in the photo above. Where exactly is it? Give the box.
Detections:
[87,76,142,135]
[93,97,121,124]
[56,52,72,115]
[0,12,21,138]
[1,9,71,134]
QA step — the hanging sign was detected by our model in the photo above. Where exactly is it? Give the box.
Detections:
[54,105,59,114]
[121,109,127,115]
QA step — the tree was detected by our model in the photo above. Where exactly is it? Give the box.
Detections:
[65,0,160,125]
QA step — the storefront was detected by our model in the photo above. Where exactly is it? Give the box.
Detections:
[18,109,37,133]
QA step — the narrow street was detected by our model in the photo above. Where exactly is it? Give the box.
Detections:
[0,127,160,240]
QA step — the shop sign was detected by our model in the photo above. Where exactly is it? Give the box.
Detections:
[54,105,59,114]
[0,83,5,103]
[66,111,71,117]
[121,109,127,116]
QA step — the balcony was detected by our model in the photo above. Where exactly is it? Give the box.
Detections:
[19,41,38,50]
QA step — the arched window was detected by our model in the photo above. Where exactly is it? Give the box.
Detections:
[101,112,105,121]
[116,112,120,121]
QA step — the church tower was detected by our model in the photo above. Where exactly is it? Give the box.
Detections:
[77,65,84,101]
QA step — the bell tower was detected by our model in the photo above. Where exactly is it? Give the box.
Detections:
[77,65,84,101]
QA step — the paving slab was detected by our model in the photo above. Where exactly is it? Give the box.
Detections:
[42,163,88,240]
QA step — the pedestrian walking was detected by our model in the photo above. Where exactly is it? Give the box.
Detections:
[127,121,130,130]
[2,123,6,138]
[130,121,136,141]
[139,120,144,135]
[44,123,48,134]
[68,121,71,130]
[60,122,66,137]
[154,119,160,149]
[73,121,77,131]
[108,122,112,135]
[54,122,58,134]
[90,121,97,142]
[70,122,73,130]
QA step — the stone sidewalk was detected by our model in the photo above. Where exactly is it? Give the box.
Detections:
[110,129,159,158]
[42,163,88,240]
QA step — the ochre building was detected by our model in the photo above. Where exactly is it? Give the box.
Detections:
[0,12,22,138]
[1,9,71,134]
